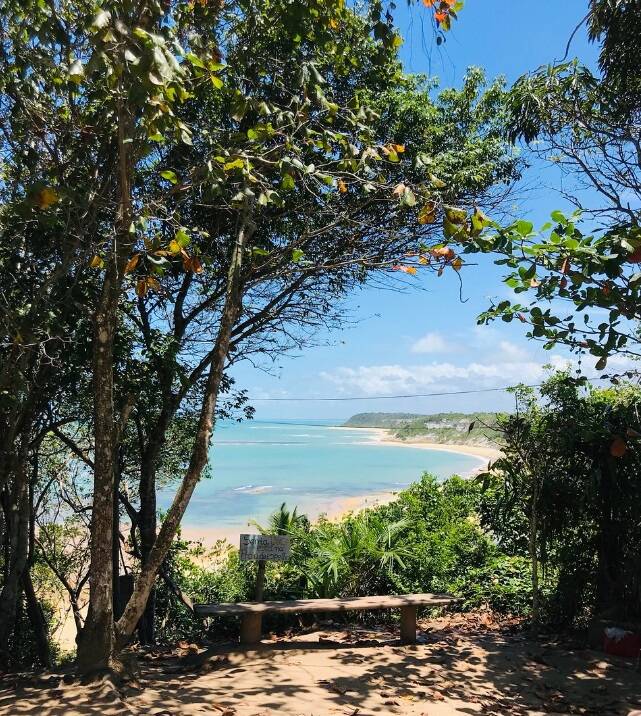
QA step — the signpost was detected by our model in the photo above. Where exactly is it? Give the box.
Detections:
[240,534,291,602]
[239,534,291,562]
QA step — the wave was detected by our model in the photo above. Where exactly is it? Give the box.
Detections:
[233,484,274,494]
[218,440,310,446]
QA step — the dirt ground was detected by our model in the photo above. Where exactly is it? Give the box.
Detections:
[2,613,640,715]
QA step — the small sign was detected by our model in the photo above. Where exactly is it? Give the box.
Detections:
[240,534,291,561]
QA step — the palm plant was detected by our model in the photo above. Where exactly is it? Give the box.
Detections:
[304,513,412,598]
[251,503,309,536]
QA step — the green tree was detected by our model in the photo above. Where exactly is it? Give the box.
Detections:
[479,373,641,626]
[448,5,641,365]
[0,0,510,671]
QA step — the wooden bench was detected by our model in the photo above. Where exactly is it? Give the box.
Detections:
[194,592,457,644]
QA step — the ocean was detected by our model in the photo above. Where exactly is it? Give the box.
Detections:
[161,420,484,534]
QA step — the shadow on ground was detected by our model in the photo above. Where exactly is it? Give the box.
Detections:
[2,614,640,715]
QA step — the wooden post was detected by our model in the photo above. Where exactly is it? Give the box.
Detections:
[254,560,266,602]
[240,612,262,644]
[400,605,417,644]
[239,559,267,645]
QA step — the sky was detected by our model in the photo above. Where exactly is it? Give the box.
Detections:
[230,1,619,421]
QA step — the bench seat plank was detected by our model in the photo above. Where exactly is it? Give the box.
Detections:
[194,592,455,616]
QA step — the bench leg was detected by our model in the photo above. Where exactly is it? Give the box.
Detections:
[240,613,262,644]
[400,605,417,644]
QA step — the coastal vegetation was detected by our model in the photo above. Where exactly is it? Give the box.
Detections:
[343,412,500,446]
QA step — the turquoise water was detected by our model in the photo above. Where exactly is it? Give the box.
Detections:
[164,420,483,530]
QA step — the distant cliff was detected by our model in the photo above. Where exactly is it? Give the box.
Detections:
[342,412,500,446]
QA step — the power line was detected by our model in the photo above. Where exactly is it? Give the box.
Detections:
[249,373,619,402]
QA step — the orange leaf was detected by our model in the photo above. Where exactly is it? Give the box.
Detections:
[191,256,203,274]
[89,255,103,269]
[434,11,447,22]
[393,144,405,153]
[135,278,148,298]
[338,179,348,193]
[452,257,463,271]
[36,187,59,209]
[422,0,437,5]
[124,254,140,274]
[418,202,437,225]
[430,246,455,261]
[146,276,160,292]
[610,436,627,458]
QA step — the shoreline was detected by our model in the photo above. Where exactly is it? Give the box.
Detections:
[333,425,502,464]
[178,490,398,547]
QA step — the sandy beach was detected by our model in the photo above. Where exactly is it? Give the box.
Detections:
[179,490,397,547]
[333,426,501,465]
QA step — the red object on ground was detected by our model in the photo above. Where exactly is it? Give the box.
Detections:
[603,631,641,658]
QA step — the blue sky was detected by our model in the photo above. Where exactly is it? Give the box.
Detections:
[231,1,617,421]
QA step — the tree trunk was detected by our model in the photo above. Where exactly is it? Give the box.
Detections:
[0,456,30,666]
[77,100,133,673]
[112,449,122,620]
[529,476,540,630]
[76,279,119,670]
[115,214,252,646]
[22,568,52,668]
[138,450,157,644]
[596,452,622,616]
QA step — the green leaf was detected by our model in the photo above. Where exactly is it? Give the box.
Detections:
[210,74,223,89]
[291,248,304,262]
[551,210,566,223]
[402,188,416,207]
[175,228,190,248]
[281,174,295,191]
[444,205,467,225]
[223,158,244,171]
[185,52,206,69]
[516,220,534,236]
[160,169,178,184]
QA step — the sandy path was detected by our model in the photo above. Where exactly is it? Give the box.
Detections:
[4,614,640,715]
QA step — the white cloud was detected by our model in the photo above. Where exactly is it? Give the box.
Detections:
[410,332,452,354]
[321,359,554,397]
[320,347,638,399]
